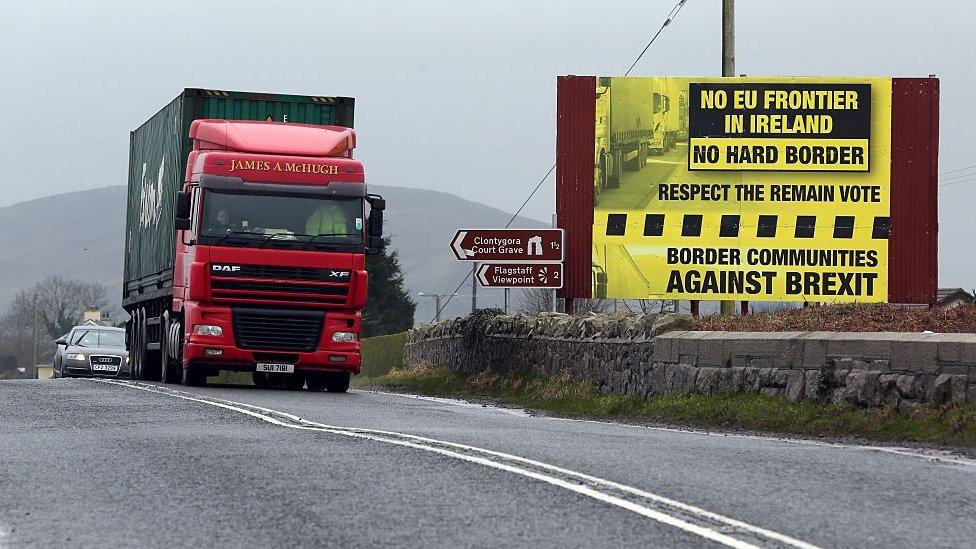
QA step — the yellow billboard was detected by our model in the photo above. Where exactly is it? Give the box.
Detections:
[592,76,891,302]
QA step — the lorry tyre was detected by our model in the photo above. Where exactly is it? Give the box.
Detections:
[284,373,305,391]
[609,150,622,188]
[132,309,146,380]
[252,372,278,389]
[305,373,326,392]
[160,314,182,384]
[323,372,350,393]
[182,363,206,387]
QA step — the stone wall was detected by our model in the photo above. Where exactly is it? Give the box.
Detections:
[403,312,976,408]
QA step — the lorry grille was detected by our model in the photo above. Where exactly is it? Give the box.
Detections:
[211,264,351,306]
[232,308,324,352]
[217,265,349,282]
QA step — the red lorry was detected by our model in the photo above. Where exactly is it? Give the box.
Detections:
[124,89,384,392]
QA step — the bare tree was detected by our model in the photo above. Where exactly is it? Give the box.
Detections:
[634,299,678,314]
[517,288,610,315]
[517,288,556,314]
[4,276,110,362]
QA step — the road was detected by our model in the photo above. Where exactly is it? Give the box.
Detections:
[2,379,975,548]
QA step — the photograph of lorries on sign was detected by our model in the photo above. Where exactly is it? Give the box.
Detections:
[591,76,890,303]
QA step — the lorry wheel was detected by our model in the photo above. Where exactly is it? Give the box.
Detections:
[305,374,326,392]
[252,372,278,389]
[160,314,182,384]
[132,309,145,380]
[321,372,350,393]
[609,150,622,188]
[284,373,305,391]
[182,363,206,387]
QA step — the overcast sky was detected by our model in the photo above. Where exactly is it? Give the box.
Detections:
[1,0,973,285]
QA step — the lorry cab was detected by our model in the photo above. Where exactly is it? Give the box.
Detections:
[163,120,385,389]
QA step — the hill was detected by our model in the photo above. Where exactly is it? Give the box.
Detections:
[0,186,545,324]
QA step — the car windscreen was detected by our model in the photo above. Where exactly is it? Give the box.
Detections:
[72,330,125,349]
[198,190,365,249]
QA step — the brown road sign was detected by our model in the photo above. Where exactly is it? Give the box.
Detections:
[476,263,563,289]
[450,229,564,261]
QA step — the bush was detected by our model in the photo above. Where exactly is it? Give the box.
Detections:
[360,331,407,377]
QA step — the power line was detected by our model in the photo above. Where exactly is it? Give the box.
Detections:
[939,175,976,188]
[430,0,692,323]
[625,0,689,76]
[937,170,976,184]
[939,163,976,177]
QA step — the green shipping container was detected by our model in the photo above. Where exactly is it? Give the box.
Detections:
[123,88,355,306]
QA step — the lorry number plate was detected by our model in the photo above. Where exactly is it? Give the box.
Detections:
[256,363,294,373]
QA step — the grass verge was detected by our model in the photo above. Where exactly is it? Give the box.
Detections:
[361,331,407,377]
[354,363,976,447]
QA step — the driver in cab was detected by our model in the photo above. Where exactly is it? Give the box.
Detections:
[204,209,240,235]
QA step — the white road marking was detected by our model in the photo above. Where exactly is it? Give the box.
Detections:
[541,417,976,469]
[95,379,819,549]
[361,389,976,469]
[356,390,531,417]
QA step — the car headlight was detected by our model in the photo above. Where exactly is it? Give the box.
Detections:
[194,324,223,337]
[126,356,131,364]
[332,331,358,343]
[66,353,86,361]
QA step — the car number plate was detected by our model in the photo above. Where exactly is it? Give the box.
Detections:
[91,363,118,372]
[256,363,294,373]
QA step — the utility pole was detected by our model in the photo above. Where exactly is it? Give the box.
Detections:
[719,0,736,317]
[419,292,458,323]
[504,288,510,314]
[31,289,38,368]
[722,0,735,78]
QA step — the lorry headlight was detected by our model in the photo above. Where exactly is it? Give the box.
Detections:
[332,331,357,343]
[194,324,223,337]
[66,353,86,361]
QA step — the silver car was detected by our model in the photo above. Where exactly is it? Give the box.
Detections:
[53,326,130,378]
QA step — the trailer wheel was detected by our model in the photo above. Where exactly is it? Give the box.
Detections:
[132,309,146,380]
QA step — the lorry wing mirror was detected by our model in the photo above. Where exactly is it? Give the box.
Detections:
[175,191,191,230]
[366,194,385,238]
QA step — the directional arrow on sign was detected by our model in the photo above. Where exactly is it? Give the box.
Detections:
[450,230,472,260]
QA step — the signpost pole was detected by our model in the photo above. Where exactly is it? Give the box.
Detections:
[551,213,559,313]
[434,294,444,322]
[471,262,478,313]
[719,0,737,317]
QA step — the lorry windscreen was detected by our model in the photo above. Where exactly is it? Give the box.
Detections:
[198,190,364,249]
